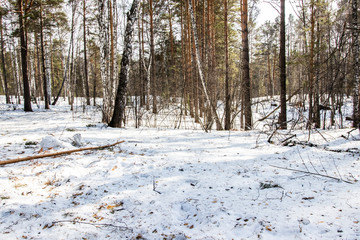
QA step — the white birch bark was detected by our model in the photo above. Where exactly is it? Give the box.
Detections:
[97,0,112,123]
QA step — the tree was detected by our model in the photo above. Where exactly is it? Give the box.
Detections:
[241,0,251,130]
[39,0,50,109]
[279,0,286,129]
[83,0,90,105]
[0,7,9,104]
[149,0,157,114]
[17,0,32,112]
[109,0,139,128]
[352,0,360,128]
[224,0,231,130]
[97,0,112,123]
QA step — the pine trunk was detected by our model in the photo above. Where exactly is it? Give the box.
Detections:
[241,0,252,130]
[18,0,32,112]
[279,0,287,129]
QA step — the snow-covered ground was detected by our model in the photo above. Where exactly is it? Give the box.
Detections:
[0,98,360,239]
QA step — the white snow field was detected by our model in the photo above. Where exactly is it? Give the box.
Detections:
[0,97,360,240]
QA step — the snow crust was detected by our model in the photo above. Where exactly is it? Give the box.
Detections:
[0,99,359,239]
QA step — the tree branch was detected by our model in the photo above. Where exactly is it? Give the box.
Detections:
[0,140,125,166]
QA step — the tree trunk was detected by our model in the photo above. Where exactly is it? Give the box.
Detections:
[279,0,287,129]
[188,0,222,131]
[352,0,360,128]
[83,0,90,105]
[97,0,112,123]
[0,15,9,104]
[149,0,157,114]
[241,0,252,130]
[308,0,315,128]
[109,0,139,128]
[224,0,231,130]
[40,0,50,109]
[18,0,32,112]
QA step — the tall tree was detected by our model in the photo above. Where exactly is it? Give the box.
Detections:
[0,7,9,104]
[352,0,360,128]
[83,0,90,105]
[188,0,222,131]
[109,0,139,128]
[224,0,231,130]
[39,0,50,109]
[241,0,251,130]
[97,0,112,123]
[149,0,157,114]
[17,0,32,112]
[279,0,286,129]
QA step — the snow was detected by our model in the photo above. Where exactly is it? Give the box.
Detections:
[0,98,360,239]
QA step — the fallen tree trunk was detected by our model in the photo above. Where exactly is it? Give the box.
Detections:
[0,140,125,166]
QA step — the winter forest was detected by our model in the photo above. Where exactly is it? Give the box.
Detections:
[1,0,360,239]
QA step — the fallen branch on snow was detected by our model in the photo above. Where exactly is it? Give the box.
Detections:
[270,165,354,184]
[0,140,125,166]
[47,220,132,232]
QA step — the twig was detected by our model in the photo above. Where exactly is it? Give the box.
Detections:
[50,220,132,232]
[0,141,125,166]
[153,177,162,194]
[270,165,354,184]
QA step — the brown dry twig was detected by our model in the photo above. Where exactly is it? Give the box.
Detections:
[0,140,125,166]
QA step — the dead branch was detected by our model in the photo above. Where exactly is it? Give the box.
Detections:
[270,165,354,184]
[49,220,132,232]
[0,140,125,166]
[256,88,301,123]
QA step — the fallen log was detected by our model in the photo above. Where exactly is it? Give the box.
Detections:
[0,140,125,166]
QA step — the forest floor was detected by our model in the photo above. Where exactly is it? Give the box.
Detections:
[0,98,360,239]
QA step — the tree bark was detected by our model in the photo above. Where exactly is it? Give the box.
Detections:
[0,14,9,104]
[279,0,287,129]
[83,0,90,105]
[97,0,112,123]
[18,0,32,112]
[224,0,231,130]
[109,0,139,128]
[39,0,50,109]
[352,0,360,128]
[241,0,252,130]
[188,0,222,131]
[149,0,157,114]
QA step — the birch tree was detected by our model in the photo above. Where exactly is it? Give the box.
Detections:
[109,0,139,128]
[97,0,112,123]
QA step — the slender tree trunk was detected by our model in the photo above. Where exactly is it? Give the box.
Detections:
[18,0,32,112]
[109,0,139,128]
[39,0,49,109]
[308,0,315,128]
[352,0,360,128]
[224,0,231,130]
[0,15,9,104]
[241,0,252,130]
[83,0,90,105]
[149,0,157,114]
[279,0,287,129]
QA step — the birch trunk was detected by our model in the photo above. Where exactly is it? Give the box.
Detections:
[109,0,139,128]
[97,0,112,123]
[188,0,222,131]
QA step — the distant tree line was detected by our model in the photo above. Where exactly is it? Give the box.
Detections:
[0,0,359,130]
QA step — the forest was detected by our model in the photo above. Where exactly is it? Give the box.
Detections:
[0,0,359,131]
[1,1,360,239]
